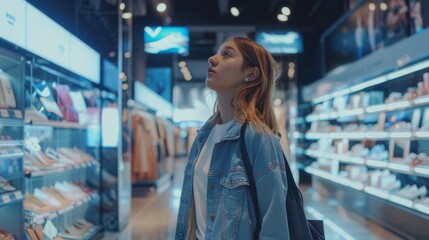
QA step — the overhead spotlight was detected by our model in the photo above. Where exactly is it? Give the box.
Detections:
[124,51,131,58]
[181,67,189,74]
[184,74,192,81]
[380,3,387,11]
[179,61,186,68]
[281,6,291,16]
[230,7,240,17]
[122,12,132,19]
[277,14,288,22]
[119,3,125,11]
[108,51,116,58]
[289,62,295,68]
[368,3,376,11]
[122,83,129,90]
[156,3,167,13]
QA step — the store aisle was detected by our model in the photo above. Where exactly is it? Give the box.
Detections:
[104,158,401,240]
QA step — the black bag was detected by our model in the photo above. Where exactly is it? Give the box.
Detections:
[240,124,325,240]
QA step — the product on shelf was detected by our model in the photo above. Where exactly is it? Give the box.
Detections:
[0,228,15,240]
[69,91,88,124]
[24,182,93,214]
[32,81,63,121]
[0,73,17,109]
[57,219,95,239]
[0,177,16,193]
[393,185,428,200]
[52,83,79,123]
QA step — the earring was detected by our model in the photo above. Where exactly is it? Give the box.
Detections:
[244,77,249,82]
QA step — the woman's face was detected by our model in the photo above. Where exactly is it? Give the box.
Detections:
[206,40,248,92]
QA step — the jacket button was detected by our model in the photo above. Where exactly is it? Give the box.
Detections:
[210,215,215,221]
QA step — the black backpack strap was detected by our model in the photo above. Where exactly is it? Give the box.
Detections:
[240,123,262,240]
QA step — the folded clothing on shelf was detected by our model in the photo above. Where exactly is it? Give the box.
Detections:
[368,145,388,161]
[350,144,369,158]
[58,218,95,239]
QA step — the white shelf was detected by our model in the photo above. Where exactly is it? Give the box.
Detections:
[305,151,429,178]
[30,161,99,177]
[306,96,429,123]
[305,130,429,140]
[306,167,429,216]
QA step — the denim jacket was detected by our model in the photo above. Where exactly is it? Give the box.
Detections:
[175,118,290,240]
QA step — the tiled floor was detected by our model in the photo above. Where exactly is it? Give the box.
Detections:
[103,158,402,240]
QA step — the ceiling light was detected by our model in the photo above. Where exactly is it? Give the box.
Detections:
[380,3,387,11]
[157,3,167,13]
[368,3,376,11]
[119,3,125,11]
[277,14,288,22]
[122,83,129,90]
[179,61,186,68]
[230,7,240,17]
[124,51,131,58]
[108,51,116,58]
[281,7,291,16]
[184,75,192,81]
[289,62,295,68]
[122,12,132,19]
[181,67,189,74]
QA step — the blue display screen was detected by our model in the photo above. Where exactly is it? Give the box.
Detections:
[144,26,189,55]
[255,31,303,54]
[146,67,172,102]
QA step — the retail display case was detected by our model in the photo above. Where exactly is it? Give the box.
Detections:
[297,29,429,239]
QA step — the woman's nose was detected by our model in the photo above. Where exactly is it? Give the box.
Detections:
[208,56,216,66]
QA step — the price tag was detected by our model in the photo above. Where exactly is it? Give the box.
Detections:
[15,191,23,199]
[14,110,23,119]
[0,109,9,118]
[2,194,11,203]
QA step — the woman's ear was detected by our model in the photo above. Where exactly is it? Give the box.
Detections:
[246,67,260,82]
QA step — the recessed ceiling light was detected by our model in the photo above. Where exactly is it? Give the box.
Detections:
[157,3,167,13]
[179,61,186,68]
[380,3,387,11]
[230,7,240,17]
[368,3,376,11]
[281,7,291,16]
[277,14,288,22]
[120,3,125,11]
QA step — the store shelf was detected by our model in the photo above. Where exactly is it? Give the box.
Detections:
[26,120,88,129]
[306,167,429,216]
[0,141,23,147]
[0,152,24,159]
[305,130,429,140]
[305,150,429,178]
[28,161,99,178]
[306,96,429,123]
[26,192,99,224]
[0,109,23,120]
[0,172,25,181]
[0,191,24,208]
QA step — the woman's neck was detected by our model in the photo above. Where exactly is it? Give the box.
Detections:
[216,92,235,124]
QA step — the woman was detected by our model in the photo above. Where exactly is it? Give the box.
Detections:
[175,37,289,240]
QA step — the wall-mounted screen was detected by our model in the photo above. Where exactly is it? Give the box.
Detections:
[255,30,303,54]
[144,26,189,55]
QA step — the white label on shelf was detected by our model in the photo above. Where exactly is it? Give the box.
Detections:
[0,109,9,118]
[15,191,22,199]
[2,194,11,203]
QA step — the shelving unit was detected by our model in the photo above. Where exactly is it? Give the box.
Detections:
[297,27,429,239]
[0,45,26,240]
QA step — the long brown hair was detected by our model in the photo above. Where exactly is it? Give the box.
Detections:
[211,37,281,134]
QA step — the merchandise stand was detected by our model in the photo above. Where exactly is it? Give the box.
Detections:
[0,44,26,240]
[297,30,429,239]
[128,100,174,195]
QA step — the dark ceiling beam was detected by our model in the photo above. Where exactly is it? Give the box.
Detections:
[218,0,229,16]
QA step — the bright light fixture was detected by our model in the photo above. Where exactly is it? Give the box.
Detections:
[368,3,376,11]
[281,7,291,16]
[230,7,239,17]
[380,3,388,11]
[277,14,288,22]
[156,3,167,13]
[122,12,132,19]
[179,61,186,68]
[120,3,126,11]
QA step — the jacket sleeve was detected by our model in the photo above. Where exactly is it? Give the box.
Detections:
[249,132,290,240]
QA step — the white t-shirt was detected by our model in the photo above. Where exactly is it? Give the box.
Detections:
[194,122,231,240]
